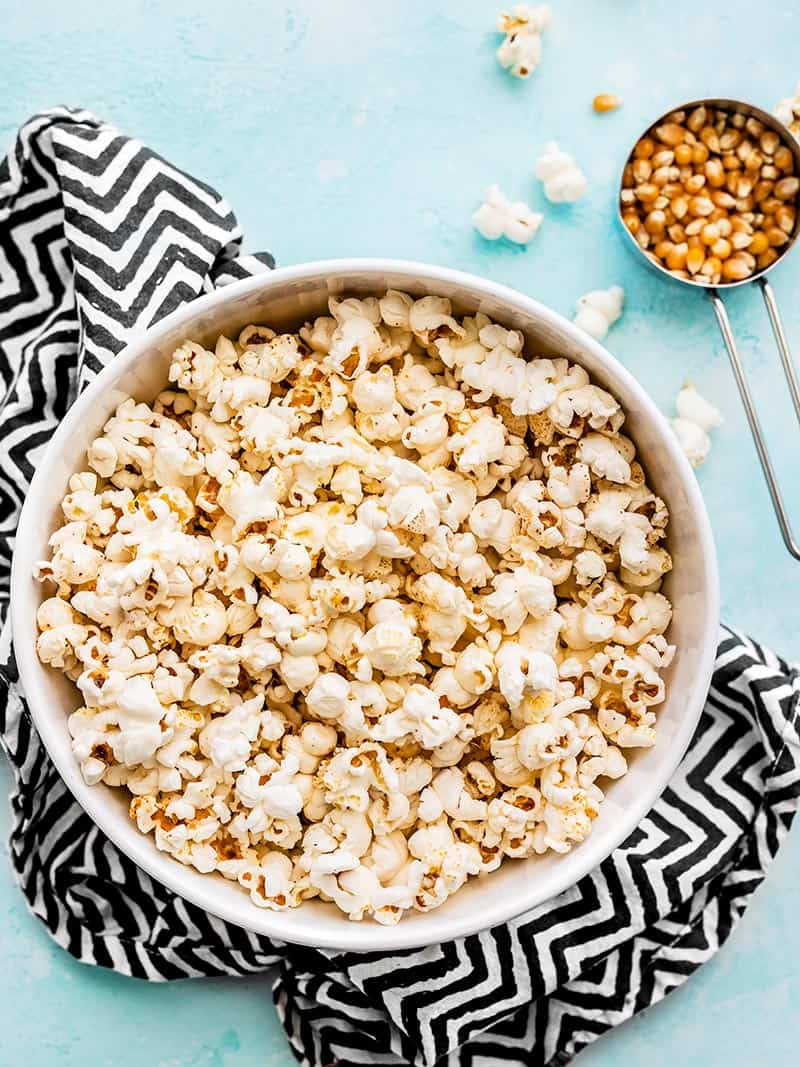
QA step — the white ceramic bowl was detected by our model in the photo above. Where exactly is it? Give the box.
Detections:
[11,259,719,951]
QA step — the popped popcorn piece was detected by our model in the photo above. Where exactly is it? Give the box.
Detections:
[573,286,625,342]
[35,292,675,925]
[534,142,589,203]
[775,84,800,138]
[671,382,723,468]
[472,185,543,245]
[496,5,551,79]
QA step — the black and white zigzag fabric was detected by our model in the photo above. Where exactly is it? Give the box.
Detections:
[1,108,799,1067]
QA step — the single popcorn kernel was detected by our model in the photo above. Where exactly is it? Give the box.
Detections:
[34,290,675,924]
[622,104,799,284]
[593,93,621,114]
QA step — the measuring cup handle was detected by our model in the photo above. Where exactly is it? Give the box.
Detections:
[708,286,800,560]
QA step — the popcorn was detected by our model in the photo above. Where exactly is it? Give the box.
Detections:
[671,382,723,468]
[534,142,589,203]
[472,185,543,244]
[496,5,551,79]
[372,684,464,749]
[774,84,800,138]
[36,292,674,924]
[574,286,625,342]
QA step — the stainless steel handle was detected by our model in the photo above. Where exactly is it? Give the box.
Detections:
[709,285,800,560]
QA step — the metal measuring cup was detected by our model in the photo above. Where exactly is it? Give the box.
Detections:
[618,98,800,559]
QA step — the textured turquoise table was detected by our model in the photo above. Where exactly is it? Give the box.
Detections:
[2,1,800,1064]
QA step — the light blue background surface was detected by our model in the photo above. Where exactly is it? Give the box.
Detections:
[2,1,799,1064]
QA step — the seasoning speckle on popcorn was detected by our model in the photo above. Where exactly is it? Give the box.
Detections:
[35,290,675,924]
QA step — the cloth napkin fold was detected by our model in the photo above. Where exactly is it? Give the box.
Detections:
[1,108,799,1067]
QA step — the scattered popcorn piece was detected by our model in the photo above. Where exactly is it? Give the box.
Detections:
[35,289,675,925]
[774,84,800,138]
[671,382,723,468]
[472,185,543,245]
[496,4,551,79]
[573,286,625,341]
[534,142,589,203]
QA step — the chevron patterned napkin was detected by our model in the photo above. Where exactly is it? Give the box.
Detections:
[1,108,799,1067]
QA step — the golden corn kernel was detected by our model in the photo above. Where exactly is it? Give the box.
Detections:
[656,123,686,147]
[766,226,790,247]
[710,190,736,209]
[719,129,741,151]
[775,204,796,234]
[700,222,720,245]
[651,149,675,169]
[704,159,725,187]
[700,255,722,276]
[684,218,704,236]
[692,144,710,165]
[644,209,667,235]
[761,163,779,180]
[735,139,754,161]
[686,246,705,273]
[623,212,641,235]
[687,106,707,132]
[760,131,780,156]
[652,166,674,186]
[760,196,782,214]
[736,176,754,199]
[661,181,684,199]
[666,243,688,270]
[700,126,720,152]
[654,239,674,259]
[753,179,774,203]
[731,231,753,250]
[674,143,693,166]
[685,173,706,194]
[721,256,751,281]
[717,217,733,237]
[757,248,779,269]
[722,153,741,171]
[731,112,746,129]
[750,231,772,256]
[688,195,714,216]
[635,183,659,203]
[635,228,651,249]
[633,159,652,183]
[745,116,764,138]
[774,145,794,171]
[774,176,800,200]
[593,93,621,113]
[711,237,732,259]
[668,222,687,243]
[744,150,763,174]
[634,136,655,159]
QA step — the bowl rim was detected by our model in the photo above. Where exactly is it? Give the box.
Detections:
[10,257,720,950]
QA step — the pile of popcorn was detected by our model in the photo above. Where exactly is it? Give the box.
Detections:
[34,291,675,925]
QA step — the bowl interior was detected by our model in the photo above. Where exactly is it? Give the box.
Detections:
[11,260,719,951]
